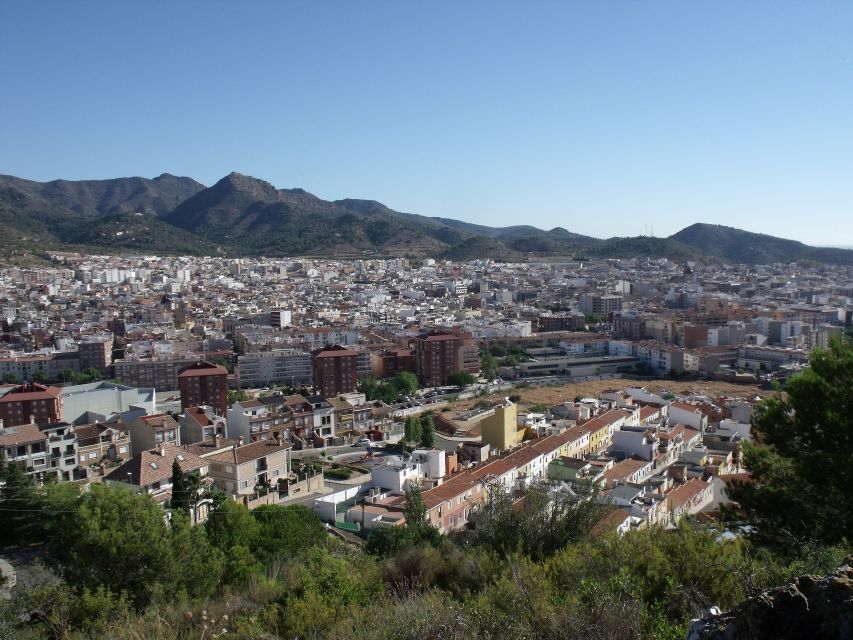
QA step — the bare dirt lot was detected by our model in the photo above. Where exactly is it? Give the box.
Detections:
[448,378,771,412]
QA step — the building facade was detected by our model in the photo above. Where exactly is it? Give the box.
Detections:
[311,345,357,398]
[178,361,229,415]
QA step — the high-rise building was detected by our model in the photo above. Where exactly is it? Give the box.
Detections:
[414,330,463,387]
[311,345,357,398]
[178,361,229,415]
[269,309,292,328]
[78,335,114,374]
[579,293,624,316]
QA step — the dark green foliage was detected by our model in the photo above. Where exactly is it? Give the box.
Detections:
[480,351,498,379]
[447,371,476,386]
[0,460,80,546]
[250,504,327,562]
[726,339,853,550]
[672,223,853,265]
[365,521,444,558]
[403,484,427,525]
[403,416,421,444]
[52,484,222,607]
[392,371,419,396]
[325,466,354,480]
[205,499,259,551]
[359,376,400,403]
[167,513,226,599]
[2,479,850,639]
[227,388,249,404]
[169,460,190,514]
[0,458,41,544]
[461,483,605,561]
[419,413,436,448]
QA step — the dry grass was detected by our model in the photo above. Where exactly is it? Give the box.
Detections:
[450,378,771,412]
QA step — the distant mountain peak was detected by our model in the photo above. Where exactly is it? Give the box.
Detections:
[2,171,851,265]
[333,198,394,215]
[212,172,280,200]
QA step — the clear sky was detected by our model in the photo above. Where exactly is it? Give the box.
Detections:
[1,1,851,244]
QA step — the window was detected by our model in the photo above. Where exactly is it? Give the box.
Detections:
[240,480,248,489]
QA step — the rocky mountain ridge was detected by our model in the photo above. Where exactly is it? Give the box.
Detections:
[1,171,851,265]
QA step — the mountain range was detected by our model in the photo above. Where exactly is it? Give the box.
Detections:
[1,172,850,265]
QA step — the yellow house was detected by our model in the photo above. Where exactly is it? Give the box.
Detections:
[578,408,629,454]
[480,401,524,452]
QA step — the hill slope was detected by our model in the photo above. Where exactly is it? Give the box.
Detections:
[0,173,204,218]
[2,172,851,264]
[671,223,853,265]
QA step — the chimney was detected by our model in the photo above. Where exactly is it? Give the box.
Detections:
[212,433,218,448]
[238,435,244,446]
[160,444,166,457]
[232,443,238,464]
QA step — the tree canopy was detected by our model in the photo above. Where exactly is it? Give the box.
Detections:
[726,338,853,550]
[419,413,436,448]
[448,371,476,386]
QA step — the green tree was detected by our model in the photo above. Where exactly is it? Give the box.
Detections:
[205,499,259,551]
[726,339,853,550]
[404,416,421,444]
[166,512,224,599]
[403,484,427,526]
[392,371,419,396]
[223,544,262,584]
[52,484,175,608]
[169,460,190,514]
[60,368,76,384]
[480,352,498,379]
[419,413,436,448]
[2,372,17,384]
[227,388,249,404]
[447,371,476,387]
[359,376,400,403]
[32,370,48,383]
[463,482,604,561]
[0,458,40,544]
[367,485,443,557]
[79,367,102,383]
[251,504,326,562]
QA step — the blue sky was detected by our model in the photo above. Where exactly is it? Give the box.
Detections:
[1,1,851,244]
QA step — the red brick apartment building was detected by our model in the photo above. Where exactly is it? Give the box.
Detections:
[414,330,463,387]
[311,345,357,398]
[178,361,229,415]
[0,382,63,427]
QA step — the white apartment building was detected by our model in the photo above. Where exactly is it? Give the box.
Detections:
[237,349,312,387]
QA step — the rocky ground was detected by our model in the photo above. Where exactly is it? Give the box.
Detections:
[687,560,853,640]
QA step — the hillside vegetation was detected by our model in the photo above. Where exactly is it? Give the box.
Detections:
[2,172,852,264]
